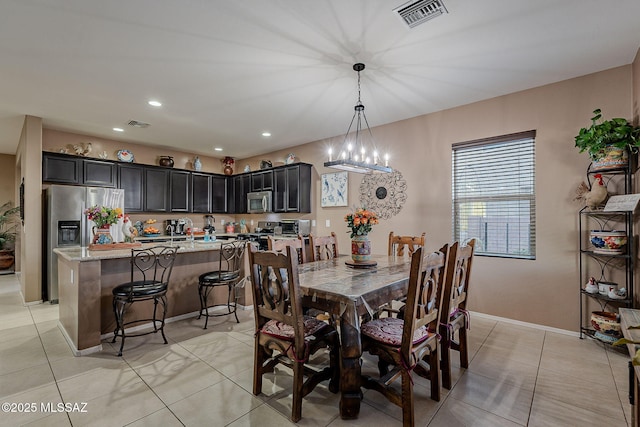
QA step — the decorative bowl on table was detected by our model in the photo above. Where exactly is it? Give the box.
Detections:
[590,230,627,255]
[590,311,621,338]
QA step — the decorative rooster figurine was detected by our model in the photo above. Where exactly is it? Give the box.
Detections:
[122,215,136,243]
[574,173,608,209]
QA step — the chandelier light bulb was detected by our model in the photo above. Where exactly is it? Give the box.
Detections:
[328,148,333,162]
[373,151,379,164]
[384,153,389,167]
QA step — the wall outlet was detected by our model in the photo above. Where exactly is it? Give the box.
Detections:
[325,219,331,228]
[221,219,225,226]
[311,220,316,227]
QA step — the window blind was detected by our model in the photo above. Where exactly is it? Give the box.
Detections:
[452,130,536,259]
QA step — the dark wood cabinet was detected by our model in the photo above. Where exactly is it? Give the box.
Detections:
[42,153,81,184]
[118,164,144,212]
[191,173,212,213]
[42,152,235,214]
[211,175,228,213]
[83,159,117,187]
[144,168,169,212]
[232,175,251,214]
[251,170,273,192]
[170,170,190,212]
[273,164,312,213]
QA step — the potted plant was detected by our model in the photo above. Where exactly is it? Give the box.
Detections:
[0,201,20,270]
[575,108,640,170]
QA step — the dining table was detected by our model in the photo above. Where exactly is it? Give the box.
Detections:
[297,254,413,419]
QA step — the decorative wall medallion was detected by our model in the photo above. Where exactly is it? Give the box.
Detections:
[321,172,348,207]
[359,169,407,219]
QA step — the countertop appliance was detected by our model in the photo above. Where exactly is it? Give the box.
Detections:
[236,220,278,250]
[166,219,187,235]
[247,191,272,214]
[279,219,311,236]
[44,185,124,303]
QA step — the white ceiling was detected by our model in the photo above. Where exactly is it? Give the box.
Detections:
[1,0,639,158]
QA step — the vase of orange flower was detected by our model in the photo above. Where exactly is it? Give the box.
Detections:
[84,205,123,244]
[345,208,378,263]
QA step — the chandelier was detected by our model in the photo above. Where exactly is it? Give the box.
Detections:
[324,63,392,174]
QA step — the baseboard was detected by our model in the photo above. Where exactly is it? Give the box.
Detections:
[470,311,579,337]
[58,321,103,356]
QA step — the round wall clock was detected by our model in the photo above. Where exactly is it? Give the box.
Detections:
[359,169,407,220]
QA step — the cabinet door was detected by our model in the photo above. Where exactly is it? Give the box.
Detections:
[273,168,287,213]
[192,173,212,213]
[83,159,116,187]
[42,153,81,184]
[170,170,190,212]
[293,163,311,213]
[144,168,169,212]
[251,170,273,191]
[234,175,251,214]
[118,164,144,212]
[211,175,228,213]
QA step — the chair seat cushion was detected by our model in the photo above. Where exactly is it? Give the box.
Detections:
[112,280,167,297]
[361,317,430,346]
[199,270,240,284]
[261,316,330,341]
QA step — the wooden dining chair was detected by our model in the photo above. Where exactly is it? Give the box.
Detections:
[388,231,426,258]
[439,239,476,390]
[267,235,307,264]
[248,244,340,422]
[360,245,448,426]
[379,231,427,317]
[309,232,339,261]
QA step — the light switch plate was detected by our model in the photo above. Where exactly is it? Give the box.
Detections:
[312,220,316,227]
[325,219,331,227]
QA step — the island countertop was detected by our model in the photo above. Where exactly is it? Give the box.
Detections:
[54,239,252,355]
[54,239,239,261]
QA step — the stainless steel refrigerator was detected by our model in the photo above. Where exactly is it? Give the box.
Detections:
[44,185,124,303]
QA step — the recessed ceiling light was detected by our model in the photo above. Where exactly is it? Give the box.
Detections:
[113,127,124,132]
[148,100,162,107]
[214,147,223,152]
[262,132,271,137]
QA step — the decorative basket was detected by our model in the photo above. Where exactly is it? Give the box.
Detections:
[590,311,621,338]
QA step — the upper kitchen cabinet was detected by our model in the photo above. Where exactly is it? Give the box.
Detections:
[83,159,117,187]
[251,170,273,192]
[230,174,251,214]
[42,152,82,184]
[273,163,312,213]
[191,173,212,213]
[144,167,169,212]
[211,175,228,213]
[170,170,190,212]
[118,164,144,212]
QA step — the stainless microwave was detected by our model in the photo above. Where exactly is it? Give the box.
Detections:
[247,191,272,214]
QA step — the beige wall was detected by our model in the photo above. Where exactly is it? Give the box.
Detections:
[241,65,634,331]
[0,154,16,206]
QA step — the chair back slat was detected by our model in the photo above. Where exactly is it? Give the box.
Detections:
[267,235,307,264]
[440,239,475,320]
[309,232,339,261]
[218,241,247,277]
[388,232,426,258]
[401,246,447,355]
[249,245,305,344]
[130,246,178,286]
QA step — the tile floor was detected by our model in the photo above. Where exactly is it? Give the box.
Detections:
[0,273,633,426]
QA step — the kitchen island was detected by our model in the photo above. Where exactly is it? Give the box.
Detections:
[54,240,251,355]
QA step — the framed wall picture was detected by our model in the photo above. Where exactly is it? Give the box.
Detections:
[321,172,348,207]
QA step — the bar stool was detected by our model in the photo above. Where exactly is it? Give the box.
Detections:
[198,241,247,328]
[112,246,178,357]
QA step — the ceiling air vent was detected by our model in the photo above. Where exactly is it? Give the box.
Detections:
[127,120,150,128]
[393,0,448,28]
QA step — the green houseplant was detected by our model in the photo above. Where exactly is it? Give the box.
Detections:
[0,201,20,270]
[575,109,640,167]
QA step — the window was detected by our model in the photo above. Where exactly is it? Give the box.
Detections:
[452,131,536,259]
